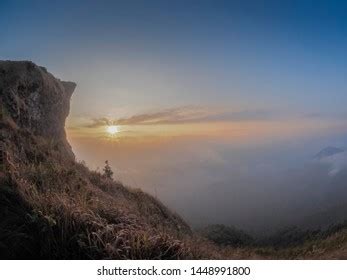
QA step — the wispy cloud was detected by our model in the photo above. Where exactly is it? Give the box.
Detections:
[84,117,111,128]
[302,112,347,120]
[83,106,272,128]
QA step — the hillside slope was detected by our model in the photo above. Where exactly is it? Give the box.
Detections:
[0,61,191,259]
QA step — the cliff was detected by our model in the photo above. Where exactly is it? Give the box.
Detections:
[0,61,191,259]
[0,61,75,160]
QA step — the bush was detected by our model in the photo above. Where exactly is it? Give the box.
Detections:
[199,224,253,247]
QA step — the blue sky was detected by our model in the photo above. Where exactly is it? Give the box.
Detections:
[1,0,347,120]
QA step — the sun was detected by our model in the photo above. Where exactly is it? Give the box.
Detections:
[106,125,119,135]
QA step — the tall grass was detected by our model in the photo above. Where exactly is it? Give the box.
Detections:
[0,151,193,259]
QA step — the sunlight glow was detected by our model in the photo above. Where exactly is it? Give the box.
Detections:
[106,125,119,135]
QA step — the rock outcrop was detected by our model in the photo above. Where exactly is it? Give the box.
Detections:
[0,60,75,160]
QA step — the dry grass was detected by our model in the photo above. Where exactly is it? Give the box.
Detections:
[0,125,194,259]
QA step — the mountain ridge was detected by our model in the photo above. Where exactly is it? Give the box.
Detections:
[314,147,345,160]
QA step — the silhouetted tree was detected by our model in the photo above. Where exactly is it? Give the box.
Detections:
[103,160,113,179]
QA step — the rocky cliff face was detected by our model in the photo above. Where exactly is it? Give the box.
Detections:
[0,60,75,159]
[0,61,191,259]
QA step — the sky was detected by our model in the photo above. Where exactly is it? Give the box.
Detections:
[2,0,347,120]
[2,0,347,232]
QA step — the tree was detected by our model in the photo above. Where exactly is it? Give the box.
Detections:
[103,160,113,179]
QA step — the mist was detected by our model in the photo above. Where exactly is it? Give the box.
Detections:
[68,127,347,235]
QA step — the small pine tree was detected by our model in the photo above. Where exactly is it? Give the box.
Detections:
[103,160,113,179]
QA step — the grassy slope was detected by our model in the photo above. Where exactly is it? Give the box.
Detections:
[0,118,195,259]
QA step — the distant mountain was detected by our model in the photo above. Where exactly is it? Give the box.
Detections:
[299,203,347,231]
[314,147,345,160]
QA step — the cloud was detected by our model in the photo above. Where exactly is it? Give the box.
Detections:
[303,112,347,121]
[84,117,111,128]
[318,151,347,176]
[83,106,272,128]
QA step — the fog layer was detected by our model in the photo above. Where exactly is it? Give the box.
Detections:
[68,126,347,235]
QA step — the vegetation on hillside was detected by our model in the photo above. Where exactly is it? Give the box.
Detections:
[199,224,253,247]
